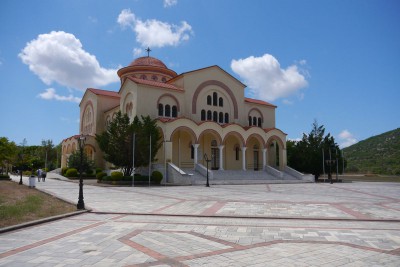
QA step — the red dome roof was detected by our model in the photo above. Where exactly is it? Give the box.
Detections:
[129,56,168,69]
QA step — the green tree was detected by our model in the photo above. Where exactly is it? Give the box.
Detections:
[95,111,161,176]
[287,120,343,180]
[0,137,17,174]
[15,138,30,172]
[132,115,162,169]
[67,150,95,174]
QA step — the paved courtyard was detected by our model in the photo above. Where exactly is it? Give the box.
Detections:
[1,173,400,266]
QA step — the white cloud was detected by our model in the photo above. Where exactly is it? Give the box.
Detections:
[38,88,81,103]
[88,16,98,23]
[19,31,119,91]
[282,99,293,105]
[117,9,193,48]
[133,48,143,56]
[338,129,358,148]
[164,0,178,7]
[117,9,136,29]
[231,54,308,102]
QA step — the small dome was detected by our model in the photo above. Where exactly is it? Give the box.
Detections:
[129,56,168,69]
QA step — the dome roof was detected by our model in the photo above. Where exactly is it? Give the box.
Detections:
[129,56,168,69]
[118,55,177,80]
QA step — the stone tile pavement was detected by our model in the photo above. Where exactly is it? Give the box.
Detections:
[1,173,400,266]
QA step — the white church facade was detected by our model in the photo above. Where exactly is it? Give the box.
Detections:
[61,55,308,183]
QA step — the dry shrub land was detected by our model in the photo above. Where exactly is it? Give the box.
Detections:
[0,181,76,228]
[344,128,400,175]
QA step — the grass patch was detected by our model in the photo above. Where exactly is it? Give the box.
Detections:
[341,175,400,183]
[0,181,76,228]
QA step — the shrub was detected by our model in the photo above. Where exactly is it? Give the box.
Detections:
[134,175,149,182]
[102,176,111,181]
[61,167,68,175]
[65,168,78,177]
[123,176,133,181]
[111,171,123,181]
[85,169,94,176]
[95,168,102,174]
[96,172,107,181]
[0,174,10,180]
[151,171,163,184]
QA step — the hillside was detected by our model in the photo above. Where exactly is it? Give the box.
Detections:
[343,128,400,175]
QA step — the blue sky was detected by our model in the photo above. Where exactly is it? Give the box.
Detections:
[0,0,399,148]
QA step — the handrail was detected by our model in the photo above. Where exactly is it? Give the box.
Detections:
[265,165,283,178]
[168,162,187,175]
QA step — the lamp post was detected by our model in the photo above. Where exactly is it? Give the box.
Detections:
[325,146,336,184]
[18,153,24,185]
[204,153,211,187]
[19,169,23,185]
[76,135,86,210]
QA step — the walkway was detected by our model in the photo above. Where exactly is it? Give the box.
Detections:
[1,173,400,266]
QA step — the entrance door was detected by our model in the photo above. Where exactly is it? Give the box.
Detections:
[211,148,219,170]
[253,151,259,170]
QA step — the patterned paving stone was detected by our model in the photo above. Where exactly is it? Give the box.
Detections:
[2,174,400,266]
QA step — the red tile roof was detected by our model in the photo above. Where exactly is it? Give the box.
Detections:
[128,77,184,91]
[87,88,120,98]
[245,98,276,108]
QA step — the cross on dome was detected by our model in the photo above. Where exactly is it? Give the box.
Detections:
[145,47,151,57]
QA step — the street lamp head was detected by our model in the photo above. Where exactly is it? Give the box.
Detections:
[76,135,87,149]
[204,153,208,161]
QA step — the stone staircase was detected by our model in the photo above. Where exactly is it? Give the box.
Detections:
[182,167,312,185]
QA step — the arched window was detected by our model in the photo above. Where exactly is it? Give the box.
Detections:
[219,112,223,123]
[211,140,217,147]
[190,143,194,159]
[172,106,177,117]
[201,110,206,121]
[207,110,212,120]
[151,75,158,81]
[158,104,163,116]
[235,145,240,161]
[219,97,223,107]
[253,117,257,126]
[161,77,167,82]
[224,113,229,123]
[257,117,262,127]
[213,111,218,122]
[213,92,217,106]
[165,105,171,117]
[207,95,212,105]
[140,74,147,80]
[248,116,252,126]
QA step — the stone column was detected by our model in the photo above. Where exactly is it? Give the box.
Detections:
[281,148,287,171]
[193,144,199,166]
[241,146,247,171]
[164,141,173,163]
[219,145,224,170]
[263,148,267,170]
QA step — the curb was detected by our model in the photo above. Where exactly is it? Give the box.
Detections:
[88,211,400,223]
[0,210,89,234]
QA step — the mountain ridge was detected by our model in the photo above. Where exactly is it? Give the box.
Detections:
[343,128,400,175]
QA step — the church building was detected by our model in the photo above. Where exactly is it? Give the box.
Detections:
[61,53,307,184]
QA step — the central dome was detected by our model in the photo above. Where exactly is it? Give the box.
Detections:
[118,56,177,82]
[129,56,168,69]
